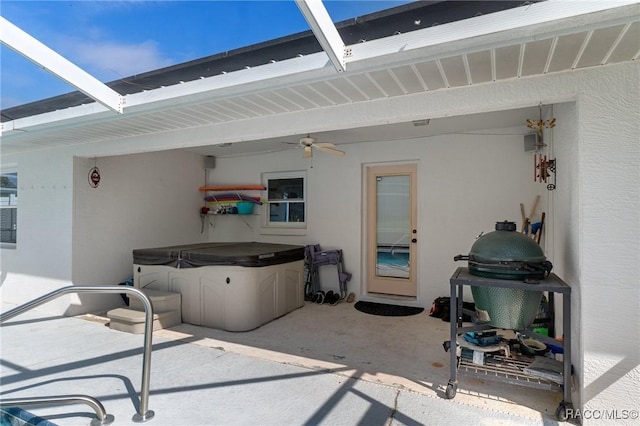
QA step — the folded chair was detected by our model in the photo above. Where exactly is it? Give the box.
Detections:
[304,244,352,303]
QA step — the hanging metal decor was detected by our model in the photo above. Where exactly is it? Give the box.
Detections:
[526,104,555,148]
[534,154,556,190]
[88,157,101,188]
[527,104,557,190]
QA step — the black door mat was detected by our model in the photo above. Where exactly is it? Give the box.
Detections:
[354,301,424,317]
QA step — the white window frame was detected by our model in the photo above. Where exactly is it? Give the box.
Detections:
[1,170,18,249]
[261,170,307,236]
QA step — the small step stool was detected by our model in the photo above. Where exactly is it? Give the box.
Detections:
[107,289,181,334]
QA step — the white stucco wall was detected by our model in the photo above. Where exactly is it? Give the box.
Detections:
[70,149,207,314]
[576,63,640,422]
[539,63,640,424]
[548,101,582,410]
[203,132,543,309]
[1,149,206,315]
[0,151,75,313]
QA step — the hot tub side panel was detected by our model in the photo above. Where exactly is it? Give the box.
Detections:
[279,263,305,317]
[198,260,305,331]
[134,264,173,292]
[134,260,304,331]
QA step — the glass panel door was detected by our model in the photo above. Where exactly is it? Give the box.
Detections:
[376,175,411,279]
[366,164,417,297]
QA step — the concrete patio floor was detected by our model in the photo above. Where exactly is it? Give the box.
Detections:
[0,300,566,425]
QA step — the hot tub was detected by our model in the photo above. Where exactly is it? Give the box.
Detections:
[133,242,305,331]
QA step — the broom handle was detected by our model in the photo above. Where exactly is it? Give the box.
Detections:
[537,212,546,244]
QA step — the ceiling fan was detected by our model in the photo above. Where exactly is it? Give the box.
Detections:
[297,135,345,159]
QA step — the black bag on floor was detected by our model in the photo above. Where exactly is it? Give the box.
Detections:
[429,297,475,322]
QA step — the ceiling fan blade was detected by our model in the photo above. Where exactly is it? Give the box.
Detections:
[313,142,337,148]
[314,145,345,156]
[303,146,313,159]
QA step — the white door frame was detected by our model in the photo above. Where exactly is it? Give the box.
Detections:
[362,162,418,298]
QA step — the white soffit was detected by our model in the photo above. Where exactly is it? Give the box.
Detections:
[1,0,639,153]
[347,0,640,69]
[2,54,336,134]
[0,16,124,114]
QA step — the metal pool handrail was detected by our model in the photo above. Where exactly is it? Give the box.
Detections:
[0,286,155,424]
[0,395,114,426]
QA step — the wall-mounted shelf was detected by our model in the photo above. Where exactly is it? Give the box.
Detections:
[199,185,265,230]
[199,185,265,204]
[199,185,265,191]
[206,212,259,216]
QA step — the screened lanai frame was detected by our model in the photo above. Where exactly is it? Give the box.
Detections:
[1,0,639,156]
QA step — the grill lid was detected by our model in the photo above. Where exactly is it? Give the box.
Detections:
[455,221,552,280]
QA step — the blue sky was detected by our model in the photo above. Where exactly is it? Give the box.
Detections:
[1,0,412,110]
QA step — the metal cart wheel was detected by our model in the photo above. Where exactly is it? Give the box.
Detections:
[555,401,572,422]
[445,382,457,399]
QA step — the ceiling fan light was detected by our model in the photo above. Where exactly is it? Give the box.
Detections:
[296,134,345,159]
[300,137,314,146]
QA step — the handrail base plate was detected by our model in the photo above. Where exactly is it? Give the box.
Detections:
[133,410,155,423]
[91,414,115,426]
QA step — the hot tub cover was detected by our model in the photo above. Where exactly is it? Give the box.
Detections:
[133,242,304,268]
[132,243,231,267]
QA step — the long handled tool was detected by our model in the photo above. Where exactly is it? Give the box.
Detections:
[536,212,546,244]
[521,195,540,235]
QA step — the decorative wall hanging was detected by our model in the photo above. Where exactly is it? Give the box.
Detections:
[534,154,556,190]
[526,104,555,148]
[88,157,101,188]
[527,104,556,190]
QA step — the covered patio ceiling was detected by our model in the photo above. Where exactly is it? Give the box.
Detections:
[1,0,639,157]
